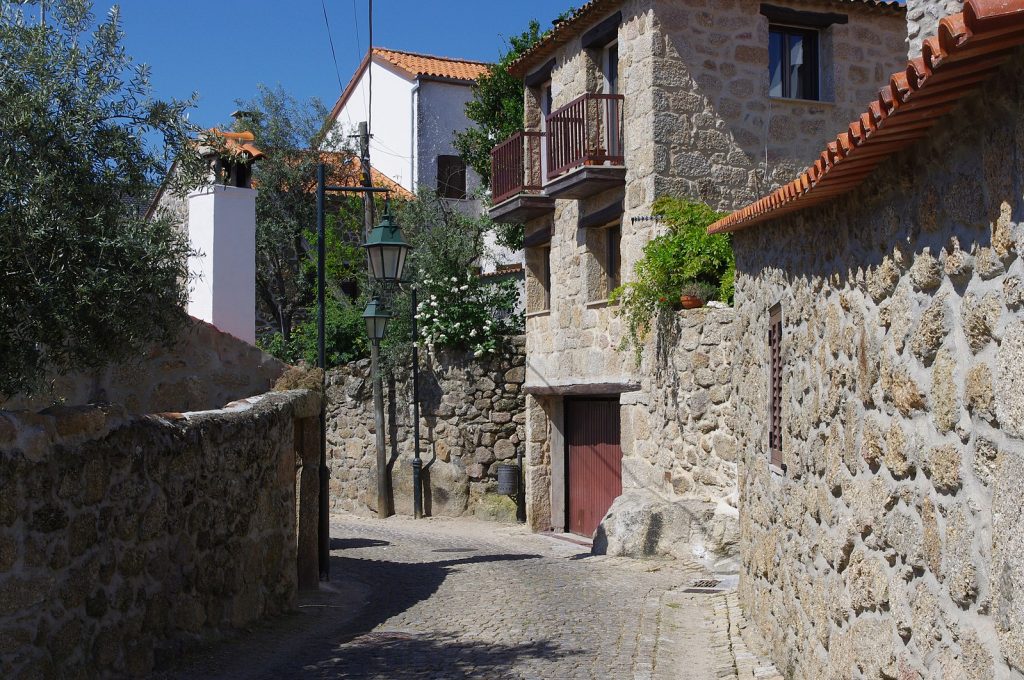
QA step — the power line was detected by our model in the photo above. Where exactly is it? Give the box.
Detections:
[321,0,344,94]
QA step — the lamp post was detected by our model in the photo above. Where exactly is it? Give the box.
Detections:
[362,211,424,519]
[362,297,391,518]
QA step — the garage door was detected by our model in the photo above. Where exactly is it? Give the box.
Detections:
[566,398,622,537]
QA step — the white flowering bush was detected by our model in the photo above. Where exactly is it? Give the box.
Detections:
[417,272,522,357]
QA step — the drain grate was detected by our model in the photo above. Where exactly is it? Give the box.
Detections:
[431,547,478,553]
[683,578,723,594]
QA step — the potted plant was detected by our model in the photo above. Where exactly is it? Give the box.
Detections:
[679,282,718,309]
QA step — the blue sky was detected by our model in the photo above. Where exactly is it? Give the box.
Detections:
[95,1,568,130]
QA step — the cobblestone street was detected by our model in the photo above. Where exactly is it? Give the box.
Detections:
[156,514,774,679]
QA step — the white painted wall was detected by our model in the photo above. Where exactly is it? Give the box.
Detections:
[186,185,257,344]
[328,60,414,191]
[416,79,481,196]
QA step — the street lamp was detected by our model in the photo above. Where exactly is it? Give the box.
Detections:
[360,210,425,520]
[362,211,410,283]
[362,298,391,342]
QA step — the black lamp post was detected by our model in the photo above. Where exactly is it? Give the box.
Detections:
[361,212,424,519]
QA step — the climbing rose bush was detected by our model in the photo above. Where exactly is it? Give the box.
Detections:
[416,272,522,357]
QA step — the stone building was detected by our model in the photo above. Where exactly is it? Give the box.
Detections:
[710,0,1024,676]
[488,0,907,538]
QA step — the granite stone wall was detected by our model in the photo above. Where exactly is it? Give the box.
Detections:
[1,318,285,414]
[0,389,320,678]
[520,0,906,533]
[731,53,1024,678]
[326,338,527,521]
[906,0,964,58]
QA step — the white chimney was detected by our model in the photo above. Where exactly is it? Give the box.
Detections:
[186,185,257,344]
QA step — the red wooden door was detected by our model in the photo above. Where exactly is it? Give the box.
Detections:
[566,398,622,537]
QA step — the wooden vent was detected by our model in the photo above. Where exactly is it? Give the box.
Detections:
[768,303,783,468]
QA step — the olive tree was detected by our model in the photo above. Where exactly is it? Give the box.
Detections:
[0,0,204,396]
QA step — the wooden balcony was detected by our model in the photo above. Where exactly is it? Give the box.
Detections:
[544,93,626,200]
[488,131,554,224]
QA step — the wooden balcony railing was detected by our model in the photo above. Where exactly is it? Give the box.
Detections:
[545,93,624,181]
[491,131,545,205]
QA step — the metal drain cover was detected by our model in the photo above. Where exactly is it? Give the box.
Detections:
[431,547,478,553]
[683,578,723,593]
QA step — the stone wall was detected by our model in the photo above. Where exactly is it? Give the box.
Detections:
[2,317,285,414]
[327,338,526,520]
[906,0,964,58]
[520,0,906,533]
[0,389,320,678]
[603,308,740,568]
[731,53,1024,678]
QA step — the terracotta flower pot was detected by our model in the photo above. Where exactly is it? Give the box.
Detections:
[679,295,704,309]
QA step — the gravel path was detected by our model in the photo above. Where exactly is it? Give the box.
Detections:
[153,513,735,679]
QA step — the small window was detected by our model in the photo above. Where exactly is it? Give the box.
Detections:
[543,247,552,310]
[768,303,783,468]
[769,26,819,100]
[606,224,621,291]
[437,155,467,199]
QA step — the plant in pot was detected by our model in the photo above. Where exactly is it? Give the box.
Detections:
[679,282,719,309]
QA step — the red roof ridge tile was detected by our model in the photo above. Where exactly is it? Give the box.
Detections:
[709,0,1024,235]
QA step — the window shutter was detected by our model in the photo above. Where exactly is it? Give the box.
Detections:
[769,303,783,468]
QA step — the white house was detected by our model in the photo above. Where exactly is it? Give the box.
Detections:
[326,47,489,201]
[327,47,523,275]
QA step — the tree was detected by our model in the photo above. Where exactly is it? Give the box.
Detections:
[453,20,546,189]
[230,85,343,345]
[0,0,204,396]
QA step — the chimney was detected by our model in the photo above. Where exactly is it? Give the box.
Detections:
[186,129,264,344]
[906,0,964,59]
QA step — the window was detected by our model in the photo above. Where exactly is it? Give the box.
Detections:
[606,224,621,291]
[603,42,618,95]
[769,26,819,100]
[768,303,783,468]
[437,155,467,199]
[542,247,552,310]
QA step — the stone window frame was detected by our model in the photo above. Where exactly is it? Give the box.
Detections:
[525,243,552,317]
[760,3,847,104]
[583,218,622,306]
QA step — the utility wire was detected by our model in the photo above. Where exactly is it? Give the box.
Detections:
[321,0,345,94]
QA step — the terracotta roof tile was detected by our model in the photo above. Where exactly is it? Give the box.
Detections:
[205,128,265,161]
[329,47,490,126]
[318,151,413,199]
[371,47,490,81]
[509,0,904,78]
[709,0,1024,234]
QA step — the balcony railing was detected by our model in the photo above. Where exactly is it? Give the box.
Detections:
[546,93,624,181]
[491,131,545,205]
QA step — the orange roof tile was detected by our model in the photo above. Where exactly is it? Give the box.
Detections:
[709,0,1024,235]
[509,0,904,79]
[329,47,490,128]
[318,151,413,199]
[371,47,490,81]
[205,128,265,161]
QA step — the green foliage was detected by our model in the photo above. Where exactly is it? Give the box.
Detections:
[379,191,524,370]
[610,197,733,359]
[453,20,545,187]
[258,294,368,367]
[0,0,204,396]
[231,85,335,343]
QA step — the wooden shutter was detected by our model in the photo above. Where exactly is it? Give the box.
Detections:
[769,303,783,468]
